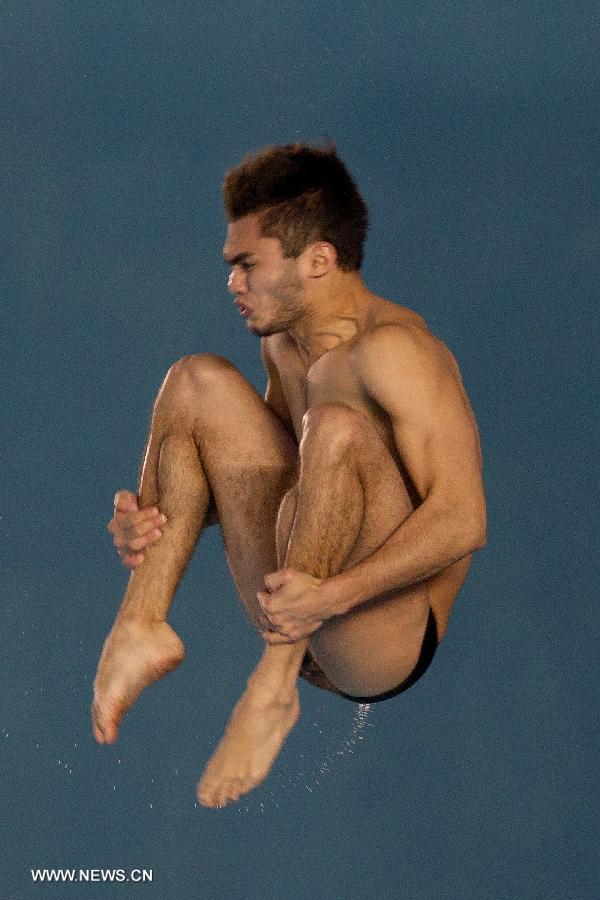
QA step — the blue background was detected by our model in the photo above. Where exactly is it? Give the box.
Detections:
[2,2,598,897]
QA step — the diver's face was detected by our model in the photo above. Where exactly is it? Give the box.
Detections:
[223,215,305,336]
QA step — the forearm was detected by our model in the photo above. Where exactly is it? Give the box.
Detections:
[324,500,485,616]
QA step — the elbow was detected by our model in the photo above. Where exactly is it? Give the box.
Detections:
[434,492,487,555]
[470,527,487,552]
[463,509,487,553]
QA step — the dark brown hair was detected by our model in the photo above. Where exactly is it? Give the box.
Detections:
[222,143,368,271]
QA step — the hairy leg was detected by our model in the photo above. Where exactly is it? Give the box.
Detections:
[280,402,432,699]
[92,386,212,743]
[92,354,299,745]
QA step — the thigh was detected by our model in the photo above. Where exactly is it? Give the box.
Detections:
[166,354,299,612]
[302,416,435,698]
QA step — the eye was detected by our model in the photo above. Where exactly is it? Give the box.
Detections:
[240,261,255,272]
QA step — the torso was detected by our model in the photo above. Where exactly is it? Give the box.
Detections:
[265,294,472,640]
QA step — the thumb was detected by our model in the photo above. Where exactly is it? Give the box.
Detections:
[114,489,139,513]
[263,569,292,593]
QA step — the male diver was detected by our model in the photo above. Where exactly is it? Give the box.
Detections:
[92,143,486,808]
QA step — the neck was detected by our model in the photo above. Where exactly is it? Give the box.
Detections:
[287,271,372,363]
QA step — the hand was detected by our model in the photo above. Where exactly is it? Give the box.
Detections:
[256,569,329,644]
[107,490,167,568]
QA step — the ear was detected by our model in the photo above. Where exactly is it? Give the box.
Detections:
[307,241,337,278]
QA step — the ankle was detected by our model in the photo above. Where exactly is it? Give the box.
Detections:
[114,610,168,632]
[246,642,307,699]
[118,580,171,624]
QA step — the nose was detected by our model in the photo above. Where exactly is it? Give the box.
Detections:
[228,268,247,296]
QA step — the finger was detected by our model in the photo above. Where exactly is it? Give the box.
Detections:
[113,521,162,547]
[261,629,293,645]
[257,590,273,613]
[122,553,145,568]
[120,530,162,553]
[122,517,165,543]
[114,490,139,512]
[107,511,153,537]
[263,570,289,593]
[118,508,164,533]
[257,595,287,631]
[252,607,273,633]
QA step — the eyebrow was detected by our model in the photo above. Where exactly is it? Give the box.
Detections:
[223,251,255,266]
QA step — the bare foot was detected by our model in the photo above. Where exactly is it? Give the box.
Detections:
[197,685,300,808]
[91,618,185,744]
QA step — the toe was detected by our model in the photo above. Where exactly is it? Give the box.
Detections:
[241,774,257,796]
[222,786,238,805]
[92,696,120,745]
[227,777,250,803]
[217,787,233,808]
[197,781,216,807]
[91,703,105,744]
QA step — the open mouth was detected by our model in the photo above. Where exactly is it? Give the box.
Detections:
[237,303,251,317]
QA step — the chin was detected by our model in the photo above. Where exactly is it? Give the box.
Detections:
[248,321,286,337]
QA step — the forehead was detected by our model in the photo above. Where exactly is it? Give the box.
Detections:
[222,214,283,261]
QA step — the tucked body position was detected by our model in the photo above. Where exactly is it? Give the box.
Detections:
[91,143,486,808]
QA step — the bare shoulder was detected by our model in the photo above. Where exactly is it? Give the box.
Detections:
[354,311,458,383]
[366,295,429,333]
[353,314,472,429]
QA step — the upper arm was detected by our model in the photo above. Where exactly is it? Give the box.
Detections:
[261,339,294,433]
[356,325,486,534]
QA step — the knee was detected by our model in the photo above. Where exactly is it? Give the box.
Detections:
[169,353,236,386]
[155,353,237,410]
[161,353,236,400]
[300,402,366,457]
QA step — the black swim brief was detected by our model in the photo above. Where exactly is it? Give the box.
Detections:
[301,607,439,705]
